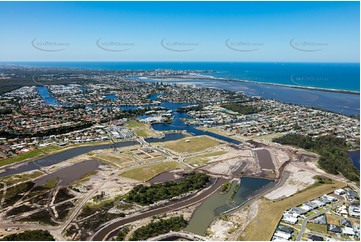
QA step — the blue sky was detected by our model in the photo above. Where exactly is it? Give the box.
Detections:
[0,1,359,62]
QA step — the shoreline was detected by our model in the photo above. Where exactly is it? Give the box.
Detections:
[149,76,360,95]
[1,62,359,95]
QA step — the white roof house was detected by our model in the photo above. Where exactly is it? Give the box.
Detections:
[348,204,360,218]
[342,227,355,236]
[274,231,292,240]
[334,189,346,196]
[282,215,298,224]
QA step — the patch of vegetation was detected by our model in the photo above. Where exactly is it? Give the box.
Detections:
[0,108,12,114]
[55,201,74,221]
[0,171,43,186]
[185,150,227,165]
[114,226,130,241]
[325,213,340,225]
[22,185,50,201]
[126,121,147,128]
[220,102,262,115]
[30,191,50,206]
[220,181,231,194]
[44,178,59,189]
[314,175,334,185]
[126,172,210,205]
[6,204,33,216]
[54,187,75,203]
[76,170,99,183]
[306,222,328,234]
[116,202,134,210]
[3,181,35,207]
[78,200,125,241]
[177,105,203,112]
[0,230,54,241]
[65,225,78,238]
[18,209,57,226]
[130,216,187,241]
[229,183,240,201]
[164,136,220,153]
[273,134,359,181]
[121,161,183,181]
[78,199,123,220]
[134,129,150,137]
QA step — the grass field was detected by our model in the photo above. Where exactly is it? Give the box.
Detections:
[325,213,340,225]
[306,223,328,234]
[126,121,147,128]
[164,136,220,153]
[184,151,227,165]
[238,180,346,241]
[44,177,59,188]
[94,152,135,169]
[134,129,150,137]
[126,121,156,138]
[255,133,284,141]
[120,162,184,181]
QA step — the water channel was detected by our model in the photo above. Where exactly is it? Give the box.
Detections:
[185,177,274,235]
[13,86,350,237]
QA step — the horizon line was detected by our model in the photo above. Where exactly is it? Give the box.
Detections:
[1,61,360,64]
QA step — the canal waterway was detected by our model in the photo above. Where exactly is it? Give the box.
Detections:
[35,86,289,238]
[185,177,273,235]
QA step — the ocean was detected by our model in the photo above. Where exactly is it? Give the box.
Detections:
[4,61,360,115]
[7,62,360,91]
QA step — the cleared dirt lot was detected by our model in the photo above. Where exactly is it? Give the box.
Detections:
[264,163,316,201]
[254,148,275,170]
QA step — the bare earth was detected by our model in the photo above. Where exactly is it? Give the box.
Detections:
[264,163,315,201]
[208,200,261,240]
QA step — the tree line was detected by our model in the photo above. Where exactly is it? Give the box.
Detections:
[273,134,359,181]
[0,230,54,241]
[126,172,210,205]
[129,216,187,241]
[220,102,262,115]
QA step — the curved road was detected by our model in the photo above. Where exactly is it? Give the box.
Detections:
[92,177,226,241]
[296,201,343,241]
